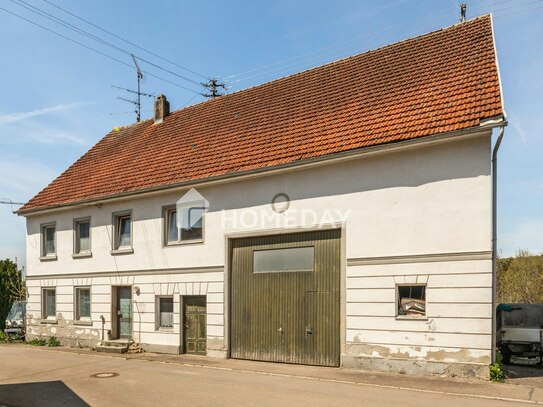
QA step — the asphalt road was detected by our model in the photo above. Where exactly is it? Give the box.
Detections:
[0,346,537,407]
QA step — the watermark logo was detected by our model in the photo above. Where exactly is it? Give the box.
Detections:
[176,188,209,230]
[177,188,351,231]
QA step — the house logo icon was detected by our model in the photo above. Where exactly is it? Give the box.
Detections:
[176,188,209,229]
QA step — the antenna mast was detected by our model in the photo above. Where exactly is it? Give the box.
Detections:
[131,54,143,121]
[201,78,227,98]
[112,54,154,122]
[460,3,467,22]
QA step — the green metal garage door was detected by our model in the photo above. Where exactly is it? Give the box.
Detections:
[230,229,341,367]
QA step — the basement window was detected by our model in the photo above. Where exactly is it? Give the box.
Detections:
[253,246,314,273]
[41,288,56,320]
[397,285,426,318]
[156,297,174,329]
[40,223,56,260]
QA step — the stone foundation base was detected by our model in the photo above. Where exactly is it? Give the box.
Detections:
[341,355,490,380]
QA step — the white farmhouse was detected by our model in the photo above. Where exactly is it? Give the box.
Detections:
[19,15,506,379]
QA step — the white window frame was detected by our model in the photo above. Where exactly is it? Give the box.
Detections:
[74,286,92,323]
[112,211,133,254]
[163,205,204,246]
[156,296,174,330]
[73,217,92,257]
[40,222,57,260]
[41,287,56,321]
[396,283,427,320]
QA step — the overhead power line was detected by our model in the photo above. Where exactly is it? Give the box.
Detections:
[0,5,202,95]
[223,0,539,88]
[41,0,209,81]
[9,0,204,87]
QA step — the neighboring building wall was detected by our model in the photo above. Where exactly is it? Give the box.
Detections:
[24,133,492,377]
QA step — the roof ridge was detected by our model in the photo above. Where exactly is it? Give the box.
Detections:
[167,14,492,116]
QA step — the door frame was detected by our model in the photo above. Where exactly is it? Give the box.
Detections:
[111,285,133,340]
[225,223,346,362]
[180,295,207,355]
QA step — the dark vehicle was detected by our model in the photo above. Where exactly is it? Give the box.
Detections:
[497,303,543,365]
[4,301,26,338]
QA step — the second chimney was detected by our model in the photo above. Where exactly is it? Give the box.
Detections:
[154,94,170,124]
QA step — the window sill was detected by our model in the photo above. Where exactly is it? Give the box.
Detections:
[110,248,134,255]
[164,239,204,247]
[395,315,428,321]
[40,255,57,262]
[72,252,92,259]
[40,319,58,325]
[156,327,174,332]
[74,320,93,326]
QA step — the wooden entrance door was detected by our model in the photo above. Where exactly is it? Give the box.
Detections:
[230,229,341,367]
[117,287,132,339]
[183,296,206,355]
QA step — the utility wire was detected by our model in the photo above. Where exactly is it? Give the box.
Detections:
[224,7,457,85]
[41,0,209,81]
[224,0,539,86]
[9,0,204,87]
[0,6,202,95]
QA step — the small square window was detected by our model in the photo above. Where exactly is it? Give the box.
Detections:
[41,223,56,258]
[397,285,426,317]
[157,297,174,329]
[74,218,91,255]
[113,212,132,251]
[42,288,56,319]
[75,287,91,320]
[164,206,204,245]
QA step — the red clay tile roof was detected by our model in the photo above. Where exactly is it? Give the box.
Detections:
[20,15,503,213]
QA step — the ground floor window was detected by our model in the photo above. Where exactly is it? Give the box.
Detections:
[157,297,174,329]
[397,285,426,317]
[42,288,56,319]
[75,287,91,320]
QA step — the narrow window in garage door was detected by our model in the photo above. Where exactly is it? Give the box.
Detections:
[253,246,314,273]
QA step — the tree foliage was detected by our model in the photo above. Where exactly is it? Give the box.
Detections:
[0,259,24,329]
[498,250,543,304]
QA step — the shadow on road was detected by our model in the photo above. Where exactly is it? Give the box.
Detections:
[0,380,89,407]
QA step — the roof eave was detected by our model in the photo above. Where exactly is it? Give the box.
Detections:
[17,120,506,217]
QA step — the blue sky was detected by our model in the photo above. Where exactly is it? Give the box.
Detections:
[1,0,542,268]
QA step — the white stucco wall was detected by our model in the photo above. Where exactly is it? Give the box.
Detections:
[24,132,493,374]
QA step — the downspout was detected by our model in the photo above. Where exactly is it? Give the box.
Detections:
[491,124,506,364]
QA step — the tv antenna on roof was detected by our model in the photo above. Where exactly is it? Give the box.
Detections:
[460,3,467,22]
[201,78,227,98]
[112,54,154,122]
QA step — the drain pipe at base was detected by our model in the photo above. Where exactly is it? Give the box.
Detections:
[491,124,506,364]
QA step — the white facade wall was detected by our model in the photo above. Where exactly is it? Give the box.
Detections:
[24,133,493,376]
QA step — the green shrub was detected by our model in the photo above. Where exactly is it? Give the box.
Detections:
[47,337,60,347]
[490,352,506,382]
[0,331,6,343]
[28,338,47,346]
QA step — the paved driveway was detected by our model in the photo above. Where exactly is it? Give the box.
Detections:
[0,345,541,406]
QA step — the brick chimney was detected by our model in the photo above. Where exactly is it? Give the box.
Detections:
[154,94,170,124]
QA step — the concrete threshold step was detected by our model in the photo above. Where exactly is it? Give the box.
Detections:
[95,345,128,354]
[95,341,130,354]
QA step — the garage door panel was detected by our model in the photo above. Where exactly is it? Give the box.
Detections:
[230,229,341,366]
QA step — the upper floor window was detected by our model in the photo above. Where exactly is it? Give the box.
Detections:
[112,211,132,253]
[164,206,204,245]
[40,223,56,259]
[74,218,91,256]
